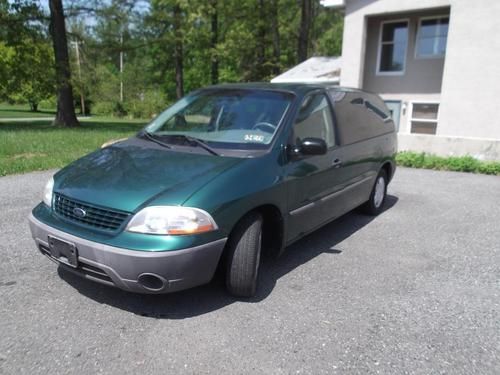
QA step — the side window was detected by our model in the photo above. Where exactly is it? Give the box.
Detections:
[293,94,335,148]
[328,90,395,145]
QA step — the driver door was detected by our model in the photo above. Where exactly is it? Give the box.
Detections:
[285,92,346,243]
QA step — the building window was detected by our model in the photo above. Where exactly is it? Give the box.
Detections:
[416,17,449,58]
[378,20,409,74]
[410,103,439,135]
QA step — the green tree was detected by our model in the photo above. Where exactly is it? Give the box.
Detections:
[9,40,55,111]
[0,42,15,101]
[146,0,190,99]
[0,0,55,110]
[71,0,343,118]
[3,0,344,120]
[311,6,343,56]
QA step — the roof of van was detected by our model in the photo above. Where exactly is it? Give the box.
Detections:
[204,82,366,96]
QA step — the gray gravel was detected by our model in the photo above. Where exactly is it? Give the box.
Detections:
[0,167,499,374]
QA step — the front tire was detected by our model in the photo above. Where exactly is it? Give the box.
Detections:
[226,212,263,297]
[362,169,388,216]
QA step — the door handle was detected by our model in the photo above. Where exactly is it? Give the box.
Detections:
[332,158,342,168]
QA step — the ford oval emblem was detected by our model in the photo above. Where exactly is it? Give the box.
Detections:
[73,207,86,218]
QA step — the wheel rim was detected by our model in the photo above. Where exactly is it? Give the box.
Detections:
[373,176,385,208]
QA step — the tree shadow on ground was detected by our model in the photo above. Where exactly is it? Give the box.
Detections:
[58,195,398,319]
[0,108,55,115]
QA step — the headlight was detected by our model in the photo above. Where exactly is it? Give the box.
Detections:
[126,206,218,235]
[43,177,54,207]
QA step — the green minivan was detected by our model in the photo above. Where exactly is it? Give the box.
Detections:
[29,83,397,297]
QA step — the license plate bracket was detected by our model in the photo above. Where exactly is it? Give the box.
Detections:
[47,236,78,268]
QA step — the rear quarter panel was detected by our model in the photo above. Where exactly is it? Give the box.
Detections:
[330,88,397,180]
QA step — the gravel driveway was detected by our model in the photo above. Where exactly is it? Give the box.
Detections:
[0,167,499,374]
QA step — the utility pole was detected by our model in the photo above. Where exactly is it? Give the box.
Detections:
[120,31,124,103]
[71,40,85,115]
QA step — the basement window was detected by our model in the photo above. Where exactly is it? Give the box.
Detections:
[410,103,439,135]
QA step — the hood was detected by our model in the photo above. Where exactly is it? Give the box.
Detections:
[54,137,241,212]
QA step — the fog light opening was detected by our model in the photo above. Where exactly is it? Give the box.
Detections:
[138,273,166,291]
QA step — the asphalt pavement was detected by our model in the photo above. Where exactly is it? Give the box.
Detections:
[0,167,499,374]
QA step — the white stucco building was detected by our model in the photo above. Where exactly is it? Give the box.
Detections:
[321,0,500,160]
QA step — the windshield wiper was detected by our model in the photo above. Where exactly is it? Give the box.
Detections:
[173,134,220,156]
[138,130,172,149]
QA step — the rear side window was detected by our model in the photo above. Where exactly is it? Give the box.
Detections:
[328,90,395,145]
[292,94,336,148]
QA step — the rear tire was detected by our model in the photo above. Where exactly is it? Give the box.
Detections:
[226,212,263,297]
[362,169,388,216]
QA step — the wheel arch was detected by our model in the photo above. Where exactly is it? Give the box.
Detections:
[224,203,285,259]
[381,161,394,182]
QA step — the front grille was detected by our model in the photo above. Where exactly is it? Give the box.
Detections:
[53,193,130,231]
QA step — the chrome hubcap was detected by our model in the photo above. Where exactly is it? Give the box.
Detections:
[373,177,385,208]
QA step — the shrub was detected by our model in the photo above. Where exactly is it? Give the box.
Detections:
[126,90,168,119]
[396,152,500,175]
[92,101,116,116]
[477,162,500,175]
[38,96,57,111]
[92,101,129,117]
[91,91,168,119]
[113,101,127,117]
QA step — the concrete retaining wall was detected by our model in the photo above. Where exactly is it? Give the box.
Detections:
[398,134,500,161]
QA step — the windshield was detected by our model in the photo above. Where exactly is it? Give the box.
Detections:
[145,89,293,149]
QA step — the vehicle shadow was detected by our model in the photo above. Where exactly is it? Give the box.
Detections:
[58,195,398,319]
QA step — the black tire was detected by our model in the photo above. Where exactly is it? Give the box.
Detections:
[362,169,388,216]
[226,212,263,297]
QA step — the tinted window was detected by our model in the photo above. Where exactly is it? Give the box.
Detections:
[328,90,395,145]
[292,94,335,148]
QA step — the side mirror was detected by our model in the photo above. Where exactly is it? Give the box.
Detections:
[299,137,328,155]
[288,137,327,159]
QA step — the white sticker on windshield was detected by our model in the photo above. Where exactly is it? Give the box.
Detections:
[244,134,265,142]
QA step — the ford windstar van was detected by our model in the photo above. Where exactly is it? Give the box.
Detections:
[29,83,397,297]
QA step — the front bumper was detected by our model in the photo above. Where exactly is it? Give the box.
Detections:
[29,214,227,294]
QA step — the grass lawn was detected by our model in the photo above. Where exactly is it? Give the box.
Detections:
[3,114,499,177]
[0,118,147,176]
[0,103,56,118]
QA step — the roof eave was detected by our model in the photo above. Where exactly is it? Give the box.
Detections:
[320,0,345,9]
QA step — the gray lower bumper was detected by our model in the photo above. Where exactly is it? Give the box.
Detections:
[28,214,227,294]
